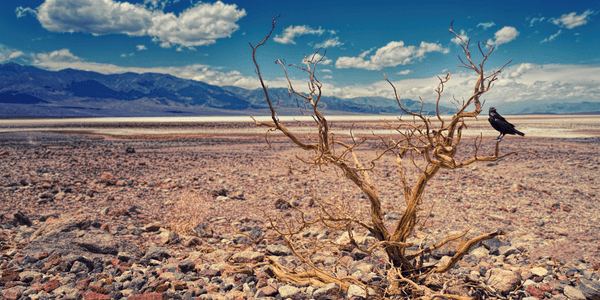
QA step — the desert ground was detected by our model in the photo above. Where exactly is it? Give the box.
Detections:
[1,115,599,299]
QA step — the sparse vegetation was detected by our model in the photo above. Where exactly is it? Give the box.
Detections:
[249,17,537,299]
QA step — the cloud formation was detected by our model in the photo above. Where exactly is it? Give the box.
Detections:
[487,26,519,46]
[273,25,327,44]
[335,41,449,71]
[477,22,495,30]
[551,10,595,29]
[136,45,147,51]
[17,0,246,48]
[314,37,343,49]
[540,30,562,43]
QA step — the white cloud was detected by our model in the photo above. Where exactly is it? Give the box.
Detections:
[8,51,25,60]
[315,37,343,48]
[15,6,36,18]
[273,25,326,44]
[144,0,180,10]
[302,53,332,65]
[396,70,412,75]
[477,22,495,30]
[487,26,519,46]
[19,0,246,48]
[335,41,449,71]
[120,53,134,57]
[1,45,26,62]
[451,29,469,45]
[136,45,147,51]
[528,16,545,27]
[551,10,595,29]
[540,30,562,43]
[30,48,261,89]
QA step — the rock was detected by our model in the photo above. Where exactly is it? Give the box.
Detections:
[12,211,32,226]
[143,246,171,260]
[84,292,111,300]
[1,287,23,300]
[486,268,521,295]
[143,223,162,232]
[266,244,292,256]
[125,147,135,154]
[347,284,366,299]
[279,285,304,300]
[525,285,545,299]
[0,269,20,284]
[178,260,196,273]
[100,171,117,185]
[129,293,167,300]
[184,236,202,247]
[313,283,342,300]
[578,279,600,300]
[530,267,549,277]
[231,251,264,263]
[471,247,490,259]
[563,285,586,300]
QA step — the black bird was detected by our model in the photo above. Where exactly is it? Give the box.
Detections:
[488,107,524,141]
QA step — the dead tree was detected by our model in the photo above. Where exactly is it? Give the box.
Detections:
[249,17,536,299]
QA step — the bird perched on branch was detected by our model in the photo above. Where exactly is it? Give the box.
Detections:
[488,107,524,141]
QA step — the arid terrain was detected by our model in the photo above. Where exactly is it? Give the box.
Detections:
[1,115,600,299]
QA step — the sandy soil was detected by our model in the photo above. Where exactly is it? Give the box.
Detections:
[1,117,599,264]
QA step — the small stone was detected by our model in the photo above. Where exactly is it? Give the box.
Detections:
[530,267,549,277]
[0,269,20,284]
[266,244,292,256]
[44,279,60,292]
[578,279,600,300]
[172,280,187,290]
[563,285,586,300]
[1,287,23,300]
[279,285,303,300]
[84,291,111,300]
[486,268,521,295]
[143,223,162,232]
[526,285,545,299]
[313,283,342,300]
[143,246,171,260]
[231,251,264,263]
[347,284,366,299]
[129,293,167,300]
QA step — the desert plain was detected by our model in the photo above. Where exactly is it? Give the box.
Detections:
[1,114,599,299]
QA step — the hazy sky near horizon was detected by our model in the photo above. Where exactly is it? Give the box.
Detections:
[1,0,599,106]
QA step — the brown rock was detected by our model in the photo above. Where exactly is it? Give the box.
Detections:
[155,283,170,292]
[486,268,521,295]
[129,292,167,300]
[84,292,111,300]
[261,285,278,296]
[172,280,187,290]
[100,171,117,185]
[0,269,20,284]
[88,285,111,294]
[1,287,22,300]
[44,279,60,292]
[526,285,544,298]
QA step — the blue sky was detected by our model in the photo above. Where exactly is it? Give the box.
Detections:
[1,0,599,106]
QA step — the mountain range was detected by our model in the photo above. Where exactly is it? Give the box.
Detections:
[0,62,597,118]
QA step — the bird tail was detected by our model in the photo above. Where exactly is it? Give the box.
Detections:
[515,129,525,136]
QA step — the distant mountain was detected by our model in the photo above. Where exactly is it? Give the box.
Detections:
[4,62,596,118]
[494,100,600,115]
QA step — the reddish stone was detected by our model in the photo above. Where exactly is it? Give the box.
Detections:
[155,283,170,292]
[206,285,219,293]
[261,285,278,296]
[562,206,572,212]
[539,284,552,292]
[0,269,20,284]
[526,285,545,299]
[84,292,111,300]
[44,279,60,292]
[100,223,110,232]
[76,278,92,290]
[129,293,167,300]
[198,269,219,277]
[88,285,111,294]
[593,262,600,271]
[1,288,22,300]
